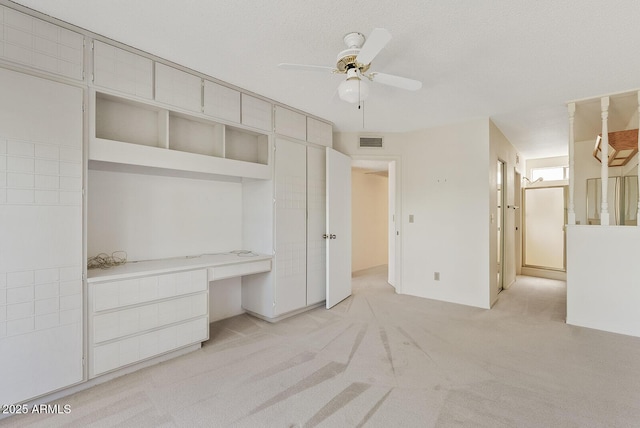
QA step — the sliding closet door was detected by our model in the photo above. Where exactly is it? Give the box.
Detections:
[0,68,83,404]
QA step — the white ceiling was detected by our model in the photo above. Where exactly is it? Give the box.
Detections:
[12,0,640,159]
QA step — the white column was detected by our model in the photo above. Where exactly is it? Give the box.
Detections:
[637,92,640,226]
[568,102,576,225]
[600,96,610,225]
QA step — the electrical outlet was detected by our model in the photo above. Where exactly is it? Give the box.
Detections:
[434,272,440,281]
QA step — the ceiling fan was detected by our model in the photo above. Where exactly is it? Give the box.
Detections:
[279,28,422,104]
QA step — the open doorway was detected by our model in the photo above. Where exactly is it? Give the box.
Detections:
[350,158,400,290]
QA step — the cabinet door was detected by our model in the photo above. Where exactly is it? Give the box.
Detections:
[203,80,240,123]
[155,63,202,112]
[93,40,153,99]
[274,138,307,315]
[241,94,272,132]
[0,5,84,80]
[306,146,326,305]
[307,117,333,147]
[0,68,83,405]
[274,106,306,141]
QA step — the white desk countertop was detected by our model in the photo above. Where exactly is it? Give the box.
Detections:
[87,251,272,283]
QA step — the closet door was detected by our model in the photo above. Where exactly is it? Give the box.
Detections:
[274,138,306,315]
[0,68,83,405]
[306,146,326,305]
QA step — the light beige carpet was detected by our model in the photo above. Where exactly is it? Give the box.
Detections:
[4,268,640,427]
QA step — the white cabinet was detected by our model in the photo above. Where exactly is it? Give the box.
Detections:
[90,91,271,180]
[307,117,333,147]
[275,105,306,141]
[306,146,327,304]
[241,138,327,320]
[0,5,84,80]
[88,269,208,377]
[93,40,153,99]
[241,94,272,132]
[273,138,308,314]
[204,80,240,123]
[0,68,83,405]
[155,63,202,112]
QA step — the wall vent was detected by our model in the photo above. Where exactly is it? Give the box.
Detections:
[359,136,383,148]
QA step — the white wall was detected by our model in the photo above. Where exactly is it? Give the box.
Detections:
[88,169,243,260]
[88,168,245,321]
[352,168,388,272]
[567,225,640,337]
[335,118,497,309]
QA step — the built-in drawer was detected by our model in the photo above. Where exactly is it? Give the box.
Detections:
[91,316,208,377]
[92,293,207,344]
[91,269,207,312]
[208,259,272,281]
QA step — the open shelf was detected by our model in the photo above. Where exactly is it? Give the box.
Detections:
[95,93,167,148]
[91,91,271,180]
[169,112,224,157]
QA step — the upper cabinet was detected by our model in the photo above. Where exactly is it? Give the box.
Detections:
[306,117,333,147]
[155,63,202,112]
[241,94,272,132]
[203,80,240,123]
[0,5,84,80]
[93,40,153,99]
[274,106,306,141]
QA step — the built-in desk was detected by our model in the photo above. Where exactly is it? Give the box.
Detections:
[86,252,271,378]
[87,251,272,283]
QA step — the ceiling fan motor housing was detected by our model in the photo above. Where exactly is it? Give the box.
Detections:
[336,32,371,73]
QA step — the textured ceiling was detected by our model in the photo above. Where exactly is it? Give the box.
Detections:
[11,0,640,159]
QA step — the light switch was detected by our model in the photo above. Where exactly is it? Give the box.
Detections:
[409,214,414,223]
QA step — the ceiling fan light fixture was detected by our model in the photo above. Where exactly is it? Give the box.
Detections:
[338,70,369,103]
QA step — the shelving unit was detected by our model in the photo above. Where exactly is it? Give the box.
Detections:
[90,90,271,180]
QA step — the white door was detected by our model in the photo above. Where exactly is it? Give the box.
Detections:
[523,186,566,270]
[0,68,84,404]
[326,148,352,308]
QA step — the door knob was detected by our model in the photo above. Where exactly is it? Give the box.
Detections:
[323,234,328,239]
[330,234,336,239]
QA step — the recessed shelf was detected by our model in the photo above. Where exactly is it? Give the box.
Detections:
[95,93,166,148]
[169,112,224,157]
[91,91,271,180]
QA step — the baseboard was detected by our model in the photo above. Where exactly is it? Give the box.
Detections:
[244,301,325,323]
[520,267,567,281]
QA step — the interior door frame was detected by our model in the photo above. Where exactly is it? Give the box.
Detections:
[497,159,506,293]
[349,154,403,293]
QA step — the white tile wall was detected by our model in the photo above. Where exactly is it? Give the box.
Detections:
[0,266,82,337]
[0,138,82,207]
[0,5,83,80]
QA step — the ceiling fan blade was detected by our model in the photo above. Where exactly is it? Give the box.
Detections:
[370,72,422,91]
[356,28,392,65]
[278,63,337,73]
